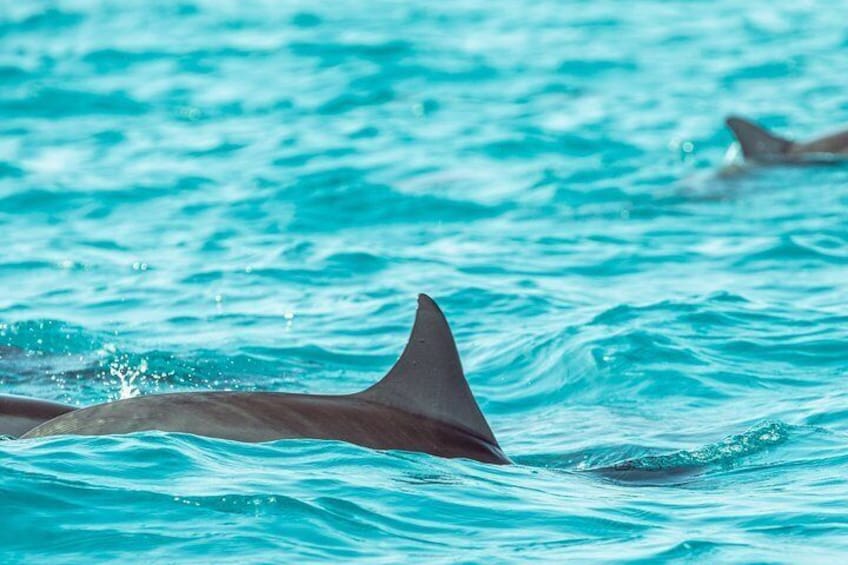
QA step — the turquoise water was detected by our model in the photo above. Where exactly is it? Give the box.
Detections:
[2,1,848,562]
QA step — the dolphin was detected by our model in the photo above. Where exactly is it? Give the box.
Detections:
[0,395,75,438]
[22,295,510,464]
[726,115,848,165]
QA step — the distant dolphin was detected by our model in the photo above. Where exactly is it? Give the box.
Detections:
[726,116,848,164]
[0,395,75,438]
[22,295,510,464]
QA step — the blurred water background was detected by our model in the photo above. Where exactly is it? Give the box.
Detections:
[1,1,848,562]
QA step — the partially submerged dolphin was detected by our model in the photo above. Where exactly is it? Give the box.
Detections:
[726,116,848,165]
[5,298,728,481]
[0,395,75,437]
[22,295,509,464]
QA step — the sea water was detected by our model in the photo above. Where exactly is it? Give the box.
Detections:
[1,1,847,562]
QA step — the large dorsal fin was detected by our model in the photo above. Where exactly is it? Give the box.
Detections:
[356,294,498,446]
[726,116,794,160]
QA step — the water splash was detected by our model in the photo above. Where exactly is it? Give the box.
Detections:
[108,355,149,399]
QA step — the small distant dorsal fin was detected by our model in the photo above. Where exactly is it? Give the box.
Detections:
[357,294,498,446]
[726,116,794,160]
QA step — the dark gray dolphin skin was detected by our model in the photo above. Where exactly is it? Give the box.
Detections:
[726,115,848,164]
[22,295,509,464]
[0,395,75,437]
[593,461,707,485]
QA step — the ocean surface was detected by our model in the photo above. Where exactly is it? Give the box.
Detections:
[2,1,848,562]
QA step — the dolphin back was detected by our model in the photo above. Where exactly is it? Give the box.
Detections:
[0,395,76,437]
[20,295,507,464]
[725,116,793,161]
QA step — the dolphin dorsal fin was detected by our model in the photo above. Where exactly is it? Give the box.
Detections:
[357,294,498,446]
[725,116,793,160]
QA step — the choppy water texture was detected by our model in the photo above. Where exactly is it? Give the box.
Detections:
[2,1,848,562]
